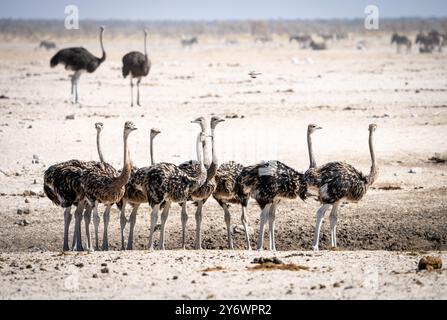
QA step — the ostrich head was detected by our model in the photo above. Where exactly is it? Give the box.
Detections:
[369,123,377,132]
[210,116,225,129]
[100,25,105,33]
[124,121,137,136]
[144,29,148,36]
[95,122,104,132]
[191,116,207,132]
[150,128,161,138]
[307,123,322,134]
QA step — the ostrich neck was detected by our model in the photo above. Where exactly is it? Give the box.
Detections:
[144,33,148,57]
[99,30,106,62]
[211,127,218,165]
[367,130,378,185]
[96,130,105,163]
[307,130,316,168]
[150,135,155,165]
[200,125,210,167]
[112,132,131,189]
[196,133,206,177]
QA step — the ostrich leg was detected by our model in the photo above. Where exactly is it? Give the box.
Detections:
[83,205,93,251]
[222,203,234,249]
[148,204,160,250]
[330,202,339,248]
[312,204,331,252]
[119,199,128,250]
[194,201,204,250]
[73,71,81,104]
[72,201,85,252]
[63,207,72,251]
[126,204,140,250]
[136,77,141,106]
[130,78,134,107]
[181,203,188,249]
[159,201,172,250]
[93,202,100,251]
[102,204,112,251]
[241,205,251,250]
[268,203,277,251]
[256,204,271,251]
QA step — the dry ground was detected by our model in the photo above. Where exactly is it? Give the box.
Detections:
[0,32,446,299]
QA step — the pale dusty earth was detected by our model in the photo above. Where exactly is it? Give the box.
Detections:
[0,32,446,299]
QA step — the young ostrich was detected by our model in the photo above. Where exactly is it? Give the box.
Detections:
[133,129,208,250]
[80,121,137,251]
[304,124,378,252]
[44,160,89,251]
[50,26,106,104]
[117,128,161,250]
[179,116,224,249]
[213,161,245,249]
[122,30,152,107]
[236,159,307,251]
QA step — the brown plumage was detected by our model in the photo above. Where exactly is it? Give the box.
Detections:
[117,128,160,250]
[304,123,378,252]
[212,160,245,249]
[80,121,137,251]
[178,116,224,249]
[133,129,208,250]
[236,160,307,250]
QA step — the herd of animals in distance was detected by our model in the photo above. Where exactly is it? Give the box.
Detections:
[41,24,443,253]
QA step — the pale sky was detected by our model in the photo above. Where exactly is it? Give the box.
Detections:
[0,0,446,20]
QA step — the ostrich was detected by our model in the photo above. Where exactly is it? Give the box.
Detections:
[50,26,106,104]
[304,124,378,252]
[213,161,245,249]
[117,128,161,250]
[80,121,137,251]
[44,160,89,251]
[236,159,307,251]
[133,129,208,250]
[181,36,198,47]
[122,30,151,107]
[289,34,311,48]
[39,40,56,50]
[391,33,412,53]
[179,116,224,249]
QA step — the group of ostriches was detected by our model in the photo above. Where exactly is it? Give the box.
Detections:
[50,26,150,106]
[44,118,378,252]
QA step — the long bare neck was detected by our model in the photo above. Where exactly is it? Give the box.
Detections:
[205,127,219,180]
[199,125,210,167]
[96,130,105,163]
[99,30,106,62]
[211,127,218,165]
[144,33,148,57]
[196,133,205,175]
[307,129,316,168]
[112,132,131,189]
[150,135,155,165]
[367,130,378,186]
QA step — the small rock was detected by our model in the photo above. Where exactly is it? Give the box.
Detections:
[14,219,30,226]
[92,274,98,278]
[75,263,84,268]
[100,267,109,274]
[408,168,421,174]
[65,114,75,120]
[24,199,30,203]
[173,275,178,280]
[23,208,30,214]
[225,113,239,119]
[101,263,107,267]
[17,209,23,215]
[28,125,32,129]
[122,272,128,276]
[418,256,442,271]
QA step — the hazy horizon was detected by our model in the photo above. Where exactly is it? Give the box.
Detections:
[0,0,446,20]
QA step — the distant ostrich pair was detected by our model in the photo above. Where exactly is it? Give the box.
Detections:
[50,26,151,106]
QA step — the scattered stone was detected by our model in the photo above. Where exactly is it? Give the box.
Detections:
[319,284,326,289]
[408,168,421,174]
[0,94,9,99]
[333,282,341,288]
[26,264,32,269]
[28,125,32,129]
[418,256,442,271]
[24,199,29,203]
[75,263,84,268]
[173,275,178,280]
[428,153,447,164]
[14,219,30,226]
[201,266,225,272]
[122,272,128,276]
[225,113,239,119]
[101,263,107,267]
[17,209,23,215]
[92,274,98,278]
[100,267,109,274]
[252,257,283,264]
[65,114,75,120]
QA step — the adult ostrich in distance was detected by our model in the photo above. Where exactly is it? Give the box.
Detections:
[122,29,151,107]
[50,26,106,104]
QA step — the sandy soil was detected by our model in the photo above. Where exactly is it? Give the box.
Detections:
[0,33,446,299]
